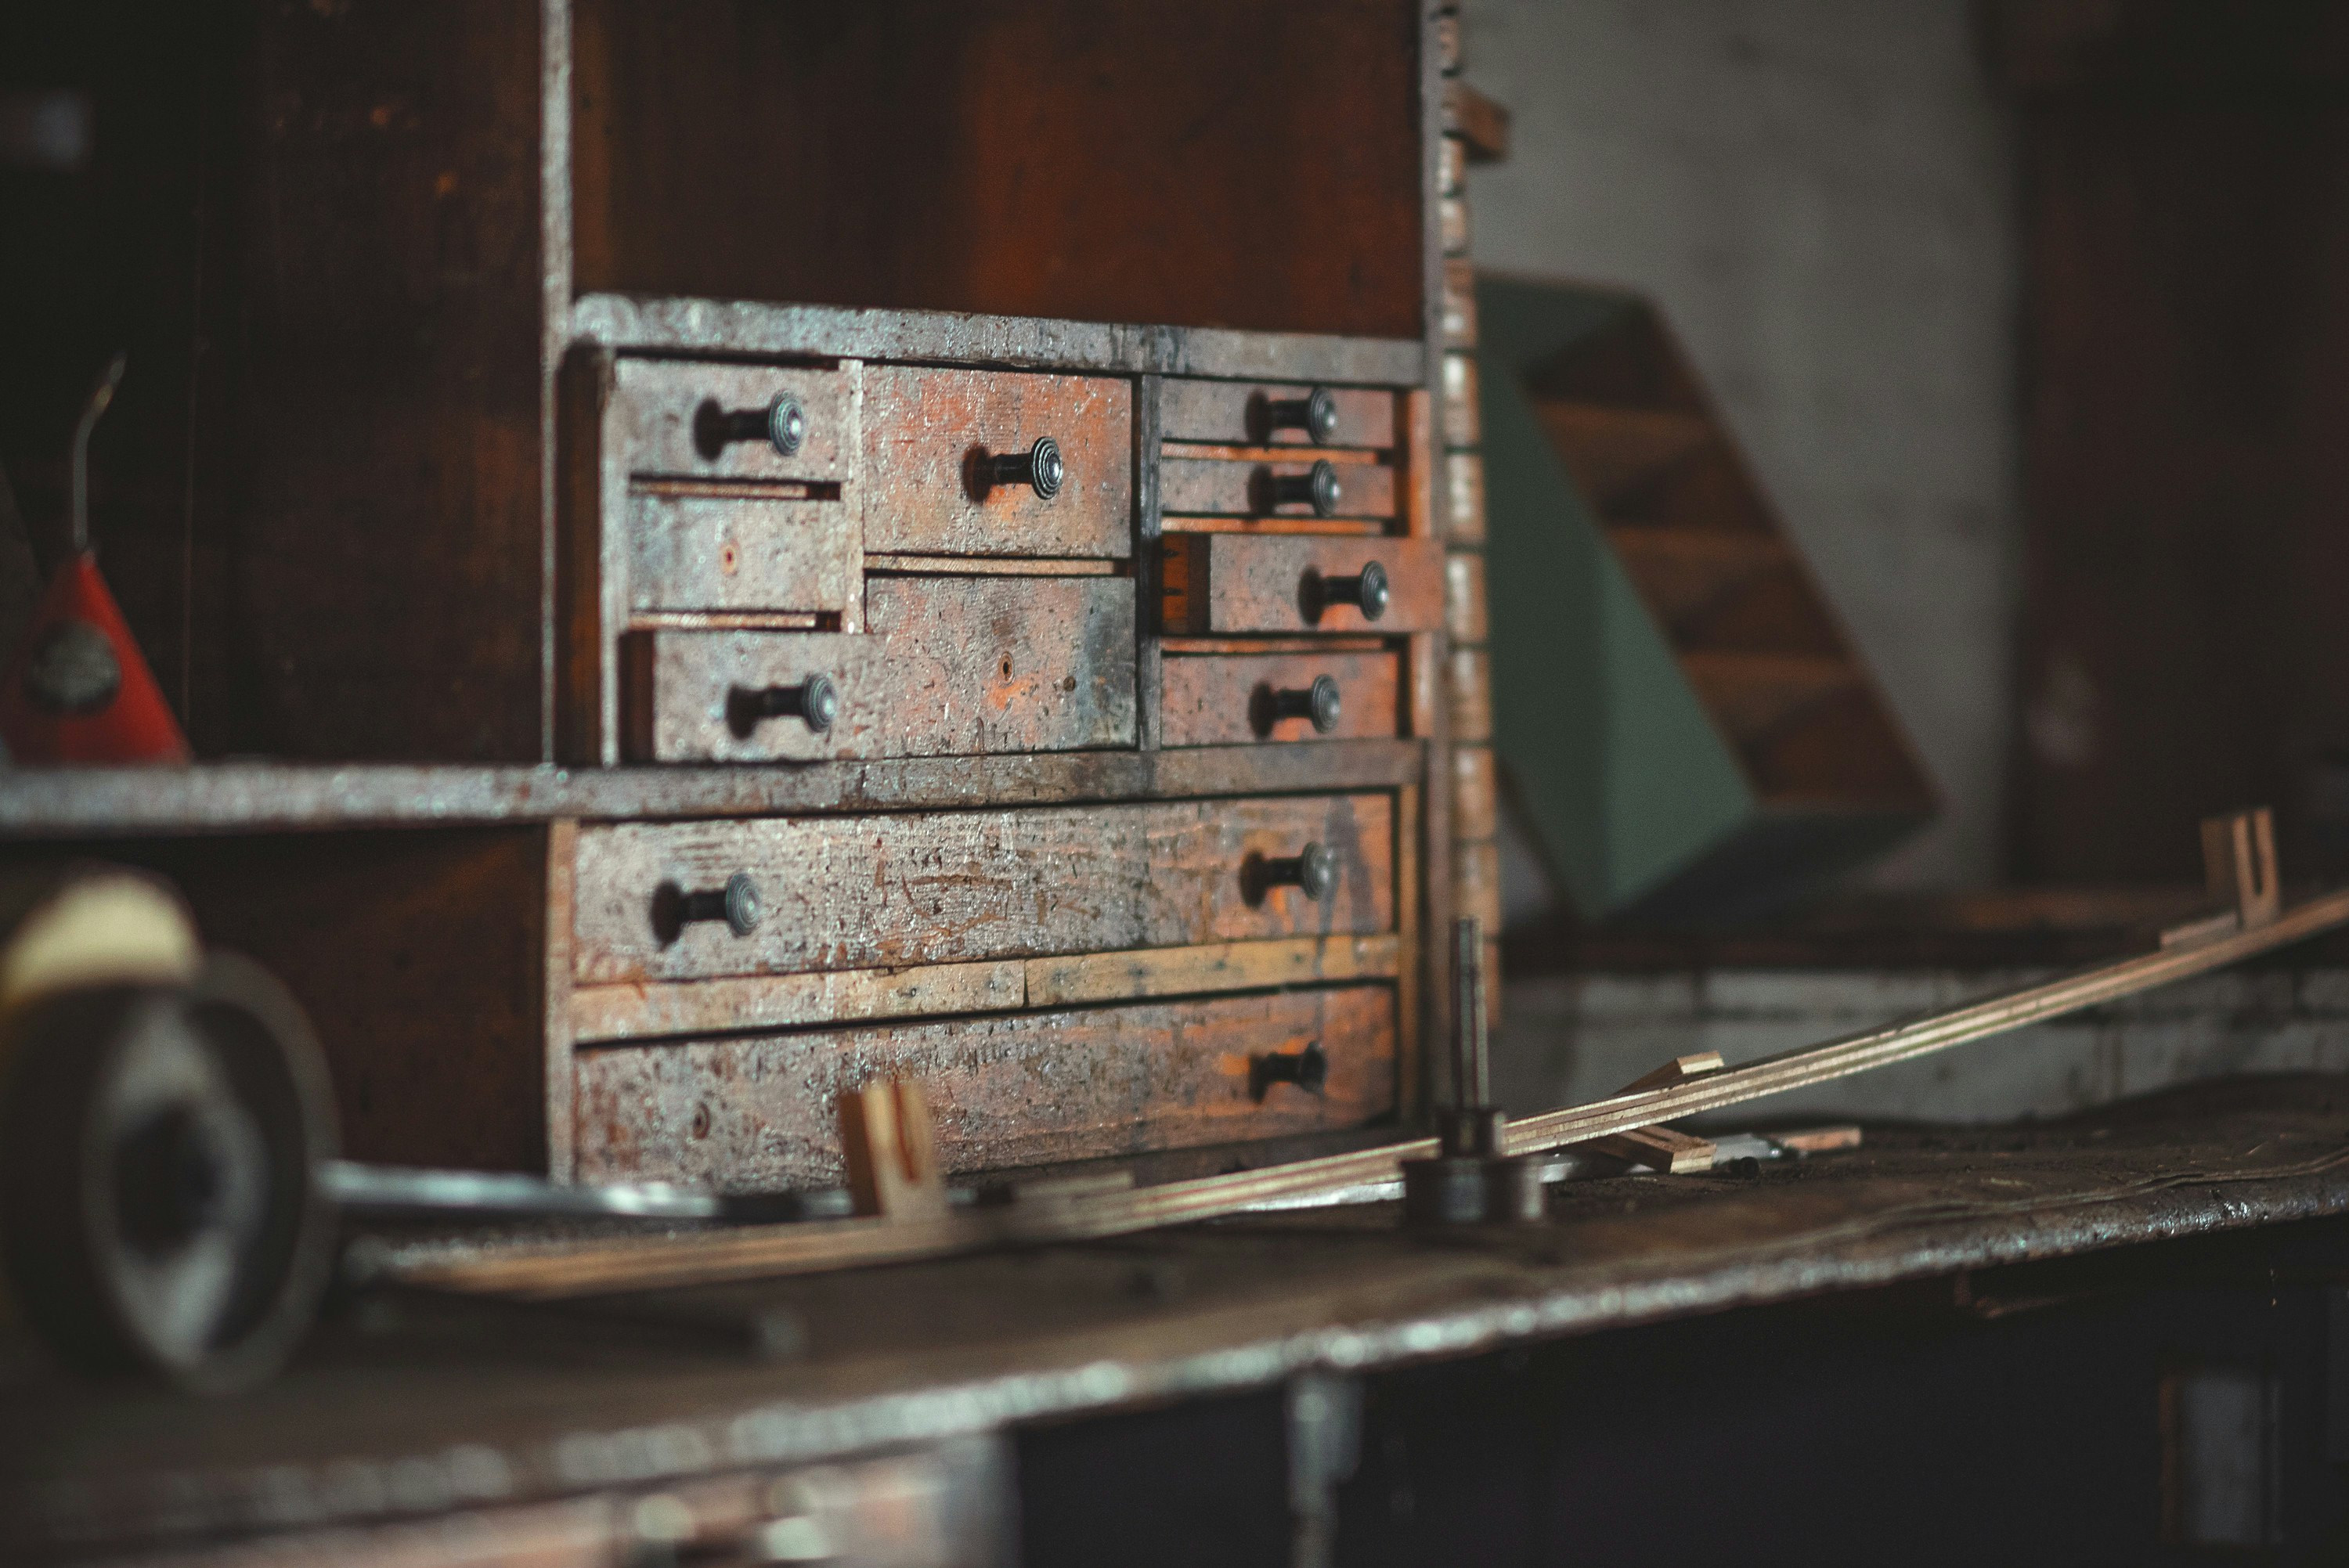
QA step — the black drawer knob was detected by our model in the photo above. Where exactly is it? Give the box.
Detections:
[1250,1041,1329,1100]
[1268,674,1343,734]
[732,673,838,734]
[680,872,763,937]
[987,436,1064,500]
[698,392,806,459]
[1270,459,1341,517]
[1266,387,1340,445]
[1262,842,1337,902]
[1315,561,1388,622]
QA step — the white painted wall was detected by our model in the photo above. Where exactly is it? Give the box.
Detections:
[1462,0,2020,889]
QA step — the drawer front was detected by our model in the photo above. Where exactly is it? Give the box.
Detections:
[623,576,1136,762]
[1160,533,1445,635]
[1160,651,1401,746]
[1159,456,1396,521]
[573,985,1398,1187]
[614,359,851,482]
[1160,380,1398,449]
[572,793,1395,985]
[625,488,859,615]
[861,366,1131,557]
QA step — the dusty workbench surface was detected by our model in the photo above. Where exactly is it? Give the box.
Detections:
[6,1072,2349,1559]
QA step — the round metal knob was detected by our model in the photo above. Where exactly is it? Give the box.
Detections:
[1316,561,1388,622]
[680,872,763,938]
[1270,459,1341,517]
[1262,842,1337,902]
[698,392,806,459]
[1250,1041,1329,1100]
[987,437,1064,500]
[735,673,838,734]
[1268,674,1342,735]
[1266,387,1340,445]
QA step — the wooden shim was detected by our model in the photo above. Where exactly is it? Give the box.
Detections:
[2203,807,2280,930]
[395,886,2349,1302]
[839,1080,950,1223]
[1583,1124,1714,1175]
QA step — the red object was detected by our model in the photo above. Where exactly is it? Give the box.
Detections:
[0,552,189,763]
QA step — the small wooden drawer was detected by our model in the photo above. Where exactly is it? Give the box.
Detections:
[572,985,1398,1187]
[1160,380,1398,449]
[571,793,1396,986]
[1160,649,1401,746]
[624,485,859,615]
[1160,533,1445,635]
[622,575,1136,762]
[860,366,1131,557]
[1159,454,1396,521]
[613,359,851,482]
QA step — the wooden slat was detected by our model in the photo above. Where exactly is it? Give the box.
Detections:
[572,985,1400,1187]
[571,934,1405,1043]
[1442,352,1480,448]
[614,359,851,481]
[1536,401,1716,506]
[1439,191,1470,257]
[1680,650,1861,745]
[1159,380,1398,449]
[572,793,1397,985]
[1160,442,1388,466]
[861,554,1120,577]
[1445,80,1512,163]
[1442,257,1479,350]
[1445,550,1488,643]
[622,576,1136,762]
[1146,516,1386,537]
[860,366,1131,557]
[1447,646,1492,741]
[1446,449,1486,542]
[1160,533,1445,636]
[1454,838,1502,935]
[1160,651,1401,747]
[625,491,861,615]
[1160,456,1398,520]
[1604,524,1790,629]
[1452,744,1498,842]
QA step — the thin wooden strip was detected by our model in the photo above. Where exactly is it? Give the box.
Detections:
[863,554,1123,577]
[1445,551,1488,643]
[1447,647,1492,741]
[1160,442,1390,465]
[626,611,825,633]
[1160,636,1387,655]
[570,961,1025,1044]
[1445,450,1485,542]
[1024,934,1402,1007]
[1451,744,1498,842]
[1156,517,1388,537]
[1442,353,1480,449]
[631,478,839,503]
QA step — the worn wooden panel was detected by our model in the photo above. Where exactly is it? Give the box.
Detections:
[1452,744,1499,842]
[1455,837,1503,935]
[1448,646,1492,741]
[573,793,1396,984]
[614,359,851,481]
[625,490,860,615]
[1160,533,1445,635]
[1158,381,1398,449]
[572,985,1399,1186]
[860,366,1131,557]
[572,934,1404,1042]
[623,577,1137,762]
[1160,456,1398,519]
[1442,256,1479,348]
[1446,450,1486,542]
[1442,352,1481,448]
[1160,651,1402,747]
[1445,550,1488,643]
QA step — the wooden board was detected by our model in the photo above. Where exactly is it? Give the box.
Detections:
[572,984,1399,1186]
[1158,381,1398,448]
[1446,449,1486,542]
[1159,651,1402,747]
[1160,456,1398,520]
[624,490,860,615]
[1452,744,1499,842]
[622,577,1137,762]
[1447,647,1492,742]
[1445,550,1488,642]
[572,793,1397,985]
[859,366,1131,557]
[1160,534,1445,635]
[613,359,852,482]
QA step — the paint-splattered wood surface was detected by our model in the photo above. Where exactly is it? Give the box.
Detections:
[1160,534,1445,636]
[1159,651,1402,746]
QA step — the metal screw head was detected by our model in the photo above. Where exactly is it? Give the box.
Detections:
[1027,436,1064,500]
[722,872,763,937]
[1304,386,1339,444]
[1355,561,1389,621]
[1298,842,1335,902]
[766,394,806,456]
[22,618,120,716]
[1307,459,1340,517]
[799,672,838,733]
[1307,674,1341,734]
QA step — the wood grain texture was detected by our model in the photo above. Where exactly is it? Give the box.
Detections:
[1442,352,1481,447]
[1456,836,1503,935]
[614,359,850,481]
[1442,256,1479,348]
[1445,550,1488,643]
[572,985,1399,1186]
[572,793,1397,984]
[1452,744,1499,842]
[1448,647,1492,741]
[622,577,1137,762]
[1160,456,1398,520]
[1159,381,1399,448]
[1445,449,1486,542]
[624,491,860,615]
[1160,651,1402,747]
[1160,533,1445,635]
[572,934,1403,1042]
[860,366,1131,557]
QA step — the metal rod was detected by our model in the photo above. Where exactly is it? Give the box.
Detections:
[70,353,125,556]
[388,886,2349,1301]
[1452,917,1487,1108]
